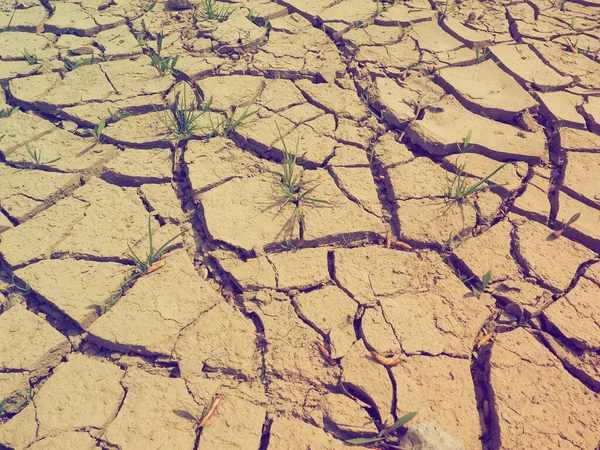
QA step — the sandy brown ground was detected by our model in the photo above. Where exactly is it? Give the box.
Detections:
[0,0,600,449]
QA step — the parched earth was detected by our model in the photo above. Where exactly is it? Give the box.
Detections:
[0,0,600,449]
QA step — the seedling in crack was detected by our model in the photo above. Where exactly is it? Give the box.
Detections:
[9,274,31,294]
[436,0,457,22]
[90,294,119,315]
[183,394,224,428]
[108,108,132,122]
[93,118,106,144]
[158,86,206,141]
[205,95,260,138]
[0,106,19,118]
[550,212,580,239]
[196,0,235,22]
[18,142,61,169]
[22,48,39,65]
[61,55,93,72]
[264,124,331,241]
[89,273,137,315]
[444,161,507,214]
[143,31,179,76]
[346,411,418,447]
[14,387,34,412]
[471,269,492,296]
[458,129,474,153]
[1,8,16,32]
[127,216,183,274]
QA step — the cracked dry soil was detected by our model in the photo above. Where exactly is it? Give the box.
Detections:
[0,0,600,449]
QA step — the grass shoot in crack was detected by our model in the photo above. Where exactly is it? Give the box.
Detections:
[264,123,331,242]
[444,161,507,214]
[204,94,260,138]
[127,215,183,275]
[17,142,61,169]
[93,118,106,144]
[158,86,206,142]
[139,31,179,76]
[346,411,418,447]
[22,48,39,65]
[195,0,235,22]
[0,106,19,118]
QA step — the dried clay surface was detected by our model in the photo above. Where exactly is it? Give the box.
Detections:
[0,0,600,449]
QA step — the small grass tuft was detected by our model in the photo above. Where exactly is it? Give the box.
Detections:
[196,0,236,22]
[146,32,179,76]
[18,142,61,169]
[127,216,183,274]
[22,48,39,65]
[61,54,95,72]
[265,124,331,241]
[205,96,259,138]
[158,87,206,141]
[444,161,507,213]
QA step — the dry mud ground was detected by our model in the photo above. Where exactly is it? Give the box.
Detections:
[0,0,600,449]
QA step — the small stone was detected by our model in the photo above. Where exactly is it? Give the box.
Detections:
[397,421,465,450]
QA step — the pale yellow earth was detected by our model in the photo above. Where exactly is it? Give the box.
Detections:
[0,0,599,449]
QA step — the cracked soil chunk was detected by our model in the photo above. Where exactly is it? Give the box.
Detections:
[392,356,482,449]
[268,416,348,450]
[201,172,383,251]
[514,219,595,291]
[175,300,258,379]
[0,304,69,378]
[0,404,37,449]
[0,164,80,222]
[563,151,600,209]
[245,290,340,386]
[101,148,173,186]
[199,396,266,450]
[406,95,546,163]
[88,250,220,356]
[34,354,124,439]
[341,339,394,424]
[380,284,491,357]
[489,43,573,89]
[14,258,130,328]
[322,392,377,437]
[294,285,357,359]
[453,220,550,309]
[267,247,330,290]
[543,276,600,350]
[489,328,600,450]
[397,198,477,247]
[200,175,294,251]
[102,369,196,450]
[437,59,538,121]
[386,157,449,200]
[26,432,98,450]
